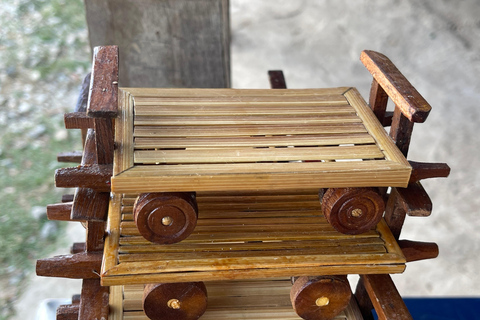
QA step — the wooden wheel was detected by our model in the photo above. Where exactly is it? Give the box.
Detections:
[134,192,198,244]
[143,282,207,320]
[290,276,351,320]
[321,188,385,235]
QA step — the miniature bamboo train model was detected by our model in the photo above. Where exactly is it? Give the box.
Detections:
[37,46,450,320]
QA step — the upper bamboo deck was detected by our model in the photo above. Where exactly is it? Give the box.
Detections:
[112,87,411,193]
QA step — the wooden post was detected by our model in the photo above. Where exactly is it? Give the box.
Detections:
[84,0,230,88]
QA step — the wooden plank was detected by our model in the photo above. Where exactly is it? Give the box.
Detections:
[94,117,115,164]
[360,50,431,123]
[134,123,369,138]
[55,164,112,192]
[114,89,134,175]
[368,78,388,123]
[46,202,75,221]
[124,87,349,98]
[57,151,83,163]
[133,104,355,116]
[86,221,105,252]
[360,274,413,320]
[79,279,109,320]
[36,252,102,279]
[87,45,119,118]
[85,0,230,88]
[133,114,361,126]
[64,112,94,129]
[390,106,414,157]
[134,145,384,164]
[134,133,375,149]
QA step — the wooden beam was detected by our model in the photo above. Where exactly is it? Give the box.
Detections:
[57,151,83,163]
[398,240,439,262]
[64,112,94,129]
[78,279,109,320]
[409,161,451,183]
[55,164,112,192]
[268,70,287,89]
[87,45,119,118]
[71,188,110,221]
[360,274,413,320]
[56,304,79,320]
[36,252,102,279]
[396,182,432,217]
[361,50,431,123]
[368,78,388,124]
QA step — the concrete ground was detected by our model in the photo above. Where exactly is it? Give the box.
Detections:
[15,1,480,318]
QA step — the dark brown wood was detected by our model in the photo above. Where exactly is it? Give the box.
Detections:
[322,188,385,235]
[78,279,109,320]
[382,111,394,127]
[354,278,374,320]
[55,164,113,192]
[94,118,114,165]
[268,70,287,89]
[56,304,79,320]
[72,188,110,221]
[72,294,81,304]
[368,78,388,123]
[57,151,83,163]
[84,0,230,88]
[75,73,91,113]
[398,240,439,262]
[86,221,106,252]
[409,161,451,183]
[82,128,98,164]
[71,242,86,254]
[396,182,432,217]
[384,188,406,239]
[87,45,119,118]
[134,192,198,244]
[390,106,414,157]
[46,202,75,221]
[360,274,413,320]
[64,112,95,129]
[36,252,102,279]
[143,282,208,320]
[62,194,75,203]
[361,50,431,123]
[291,275,351,320]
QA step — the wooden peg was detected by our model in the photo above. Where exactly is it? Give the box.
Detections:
[78,279,109,320]
[134,192,198,244]
[396,182,432,217]
[143,282,207,320]
[398,240,439,262]
[55,164,112,192]
[322,188,385,234]
[46,202,75,221]
[56,304,79,320]
[408,161,451,183]
[57,151,83,163]
[291,275,351,320]
[64,112,95,130]
[36,252,102,279]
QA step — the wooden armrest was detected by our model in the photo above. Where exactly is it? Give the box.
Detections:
[361,50,431,123]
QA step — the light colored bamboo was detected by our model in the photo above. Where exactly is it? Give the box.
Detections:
[108,285,124,320]
[113,89,134,175]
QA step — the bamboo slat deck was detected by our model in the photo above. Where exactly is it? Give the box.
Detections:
[111,87,411,193]
[108,279,363,320]
[101,190,405,286]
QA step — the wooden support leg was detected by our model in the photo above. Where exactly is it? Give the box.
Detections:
[143,282,208,320]
[78,279,109,320]
[321,188,385,235]
[354,277,374,320]
[134,192,198,244]
[291,275,351,320]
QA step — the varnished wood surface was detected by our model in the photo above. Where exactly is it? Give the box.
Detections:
[101,191,405,286]
[112,87,411,193]
[108,279,363,320]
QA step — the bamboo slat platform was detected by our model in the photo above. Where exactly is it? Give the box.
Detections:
[108,279,363,320]
[101,190,405,286]
[111,87,411,193]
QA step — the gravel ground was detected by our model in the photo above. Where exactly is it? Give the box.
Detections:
[13,1,480,318]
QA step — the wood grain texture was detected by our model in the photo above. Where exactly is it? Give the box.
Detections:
[368,78,388,123]
[57,151,83,163]
[64,112,94,129]
[36,252,102,279]
[408,161,451,182]
[79,279,109,320]
[398,240,439,262]
[360,274,413,320]
[269,70,287,89]
[396,182,432,217]
[46,202,75,221]
[390,106,414,157]
[55,164,112,192]
[87,45,119,118]
[56,304,79,320]
[361,50,431,123]
[85,0,230,88]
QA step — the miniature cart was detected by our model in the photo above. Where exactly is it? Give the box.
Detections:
[38,48,449,320]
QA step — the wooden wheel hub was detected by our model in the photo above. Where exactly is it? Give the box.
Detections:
[291,275,351,320]
[143,282,207,320]
[322,187,385,235]
[134,192,198,244]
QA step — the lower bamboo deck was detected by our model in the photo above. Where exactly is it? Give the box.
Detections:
[108,279,363,320]
[101,190,405,286]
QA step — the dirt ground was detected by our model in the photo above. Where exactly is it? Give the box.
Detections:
[15,1,480,318]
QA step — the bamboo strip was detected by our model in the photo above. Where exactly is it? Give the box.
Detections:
[344,88,411,168]
[133,124,368,137]
[123,87,350,98]
[133,145,384,164]
[101,195,122,275]
[113,89,134,175]
[134,104,354,116]
[107,285,124,320]
[134,133,375,149]
[133,114,361,126]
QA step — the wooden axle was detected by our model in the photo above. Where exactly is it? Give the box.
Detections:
[321,188,385,235]
[134,192,198,244]
[143,282,207,320]
[291,275,351,320]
